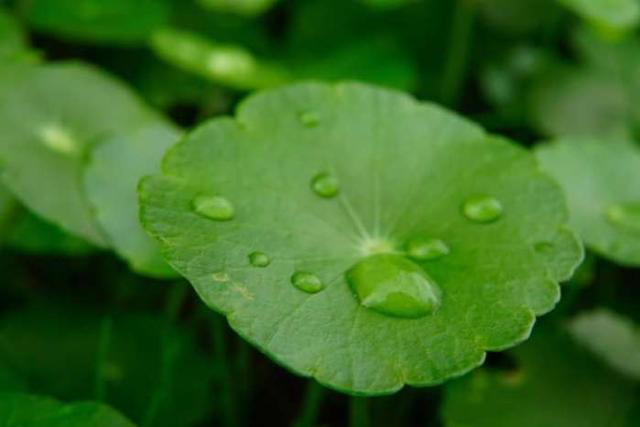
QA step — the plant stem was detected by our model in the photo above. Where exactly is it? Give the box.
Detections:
[349,396,370,427]
[211,314,237,427]
[142,282,189,427]
[94,315,113,401]
[440,0,477,107]
[292,380,325,427]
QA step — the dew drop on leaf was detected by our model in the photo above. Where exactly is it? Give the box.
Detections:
[248,251,270,267]
[311,172,339,198]
[346,253,442,319]
[405,237,450,261]
[298,111,320,127]
[192,195,235,221]
[605,202,640,233]
[462,195,503,223]
[38,123,80,156]
[291,271,324,293]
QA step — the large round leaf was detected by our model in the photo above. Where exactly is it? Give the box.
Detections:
[85,123,180,277]
[0,62,157,247]
[140,82,582,394]
[0,393,135,427]
[535,138,640,266]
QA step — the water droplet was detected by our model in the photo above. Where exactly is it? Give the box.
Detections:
[192,195,234,221]
[299,111,320,127]
[212,271,230,282]
[405,237,449,261]
[462,195,503,223]
[311,172,339,198]
[38,123,80,156]
[249,251,270,267]
[606,202,640,233]
[291,271,324,294]
[346,254,441,319]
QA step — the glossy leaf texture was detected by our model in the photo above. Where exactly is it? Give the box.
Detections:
[568,309,640,380]
[84,122,180,277]
[0,393,135,427]
[24,0,172,44]
[442,323,639,427]
[140,82,582,394]
[0,304,212,427]
[0,62,157,247]
[536,138,640,266]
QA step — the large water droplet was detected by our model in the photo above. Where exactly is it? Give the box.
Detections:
[405,237,450,261]
[299,111,320,127]
[249,251,270,267]
[192,195,234,221]
[462,195,503,223]
[311,173,339,198]
[38,123,80,156]
[291,271,324,294]
[606,202,640,233]
[346,254,441,319]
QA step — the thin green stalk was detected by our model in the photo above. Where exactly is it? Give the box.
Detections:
[212,314,237,427]
[349,396,370,427]
[94,315,113,401]
[440,0,477,107]
[142,282,189,427]
[292,381,325,427]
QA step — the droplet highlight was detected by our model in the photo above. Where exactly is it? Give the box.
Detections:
[405,237,450,261]
[346,254,442,319]
[192,195,235,221]
[38,123,80,156]
[311,172,339,198]
[606,202,640,233]
[291,271,324,294]
[462,195,503,223]
[299,111,320,127]
[249,251,270,267]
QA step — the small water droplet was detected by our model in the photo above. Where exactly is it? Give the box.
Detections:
[38,123,80,156]
[212,271,230,282]
[346,254,441,319]
[291,271,324,294]
[248,251,270,267]
[605,202,640,233]
[299,111,320,127]
[311,172,339,198]
[405,237,449,261]
[462,195,503,223]
[192,195,234,221]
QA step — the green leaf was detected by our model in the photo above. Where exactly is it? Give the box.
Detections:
[528,64,631,138]
[139,82,582,394]
[568,309,640,380]
[556,0,640,34]
[0,304,212,427]
[6,211,95,255]
[24,0,172,44]
[149,27,290,91]
[0,9,27,62]
[0,62,158,247]
[85,122,179,278]
[196,0,279,16]
[442,323,638,427]
[535,138,640,266]
[0,393,135,427]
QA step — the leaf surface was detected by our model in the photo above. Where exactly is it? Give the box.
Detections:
[536,138,640,266]
[0,393,135,427]
[85,122,179,277]
[442,324,638,427]
[0,62,158,246]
